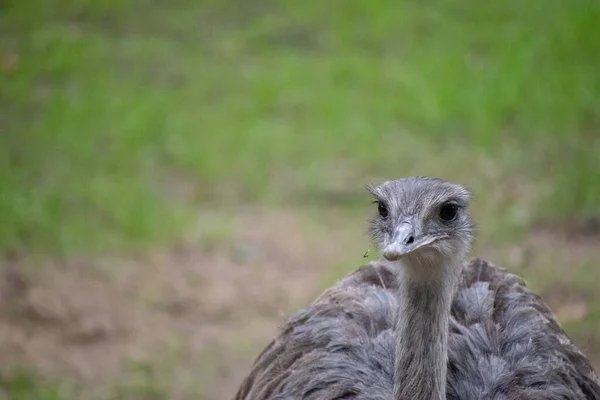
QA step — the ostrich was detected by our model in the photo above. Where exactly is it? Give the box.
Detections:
[234,177,600,400]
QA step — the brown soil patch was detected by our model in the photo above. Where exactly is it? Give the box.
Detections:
[0,209,361,399]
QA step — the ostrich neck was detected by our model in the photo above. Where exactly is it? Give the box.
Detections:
[393,262,459,400]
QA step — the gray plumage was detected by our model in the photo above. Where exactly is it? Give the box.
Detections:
[234,177,600,400]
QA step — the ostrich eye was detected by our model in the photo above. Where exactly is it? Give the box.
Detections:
[439,202,458,222]
[376,201,388,218]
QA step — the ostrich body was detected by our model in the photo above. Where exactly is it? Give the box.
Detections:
[234,177,600,400]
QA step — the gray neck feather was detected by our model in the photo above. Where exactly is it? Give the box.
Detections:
[393,259,460,400]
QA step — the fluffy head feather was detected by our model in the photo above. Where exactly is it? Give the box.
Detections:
[366,177,474,278]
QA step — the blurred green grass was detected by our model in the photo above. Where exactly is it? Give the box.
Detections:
[0,369,69,400]
[2,0,599,255]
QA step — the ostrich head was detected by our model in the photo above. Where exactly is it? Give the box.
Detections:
[368,177,474,279]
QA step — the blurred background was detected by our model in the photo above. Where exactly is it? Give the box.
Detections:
[1,0,599,398]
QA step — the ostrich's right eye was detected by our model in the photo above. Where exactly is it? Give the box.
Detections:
[376,201,388,218]
[439,201,459,222]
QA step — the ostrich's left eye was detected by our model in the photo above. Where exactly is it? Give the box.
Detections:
[439,202,459,222]
[375,201,388,218]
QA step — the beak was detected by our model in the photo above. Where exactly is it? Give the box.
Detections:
[382,221,437,261]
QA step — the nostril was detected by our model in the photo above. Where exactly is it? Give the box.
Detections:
[405,236,414,245]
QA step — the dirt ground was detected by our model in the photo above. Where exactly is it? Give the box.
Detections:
[0,209,599,399]
[0,209,359,399]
